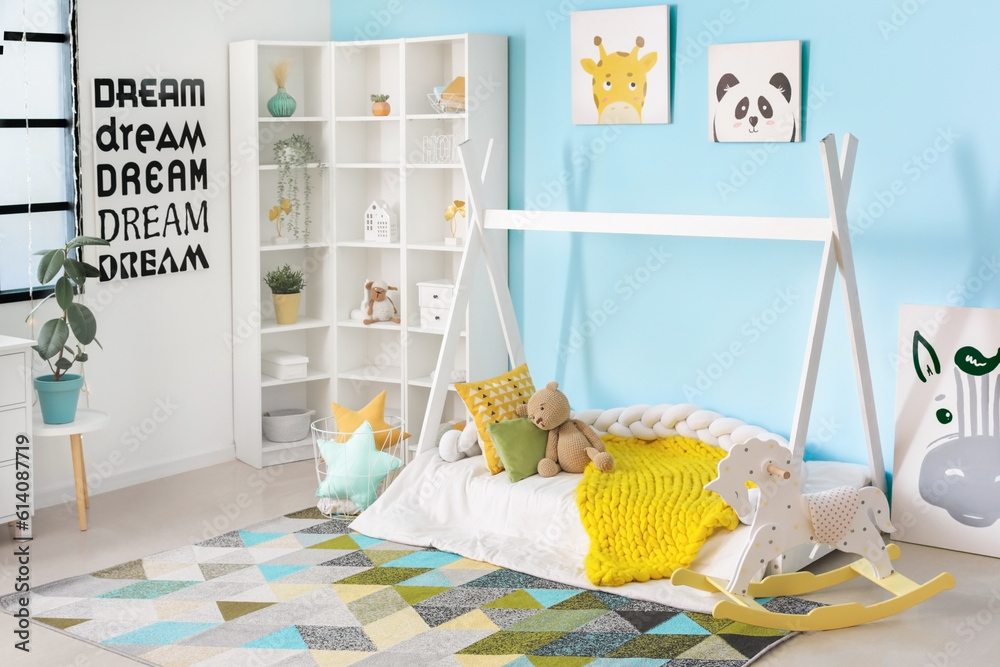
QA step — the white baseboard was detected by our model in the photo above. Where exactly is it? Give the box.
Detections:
[34,445,236,510]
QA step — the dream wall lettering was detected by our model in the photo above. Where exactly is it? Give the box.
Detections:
[92,77,210,282]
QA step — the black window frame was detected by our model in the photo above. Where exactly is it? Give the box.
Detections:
[0,1,82,304]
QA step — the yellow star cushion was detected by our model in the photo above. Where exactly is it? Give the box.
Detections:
[330,391,410,451]
[454,363,535,475]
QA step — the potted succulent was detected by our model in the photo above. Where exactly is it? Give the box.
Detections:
[273,133,325,244]
[370,93,390,116]
[26,235,111,424]
[264,263,306,325]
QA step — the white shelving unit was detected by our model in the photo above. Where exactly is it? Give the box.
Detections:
[231,35,507,467]
[331,34,509,459]
[230,41,335,468]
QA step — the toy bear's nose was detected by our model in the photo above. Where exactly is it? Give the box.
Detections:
[749,116,758,127]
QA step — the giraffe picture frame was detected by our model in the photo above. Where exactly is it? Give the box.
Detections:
[892,303,1000,558]
[570,5,670,125]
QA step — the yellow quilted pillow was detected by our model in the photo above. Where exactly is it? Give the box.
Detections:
[454,363,535,474]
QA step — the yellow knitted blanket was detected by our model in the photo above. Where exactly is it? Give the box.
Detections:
[577,434,740,587]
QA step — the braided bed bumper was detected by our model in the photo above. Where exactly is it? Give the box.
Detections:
[572,403,789,451]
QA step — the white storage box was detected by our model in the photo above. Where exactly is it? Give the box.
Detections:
[420,306,449,330]
[261,351,309,380]
[417,279,454,308]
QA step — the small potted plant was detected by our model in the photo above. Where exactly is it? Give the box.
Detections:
[264,263,306,325]
[273,134,325,244]
[26,234,111,424]
[370,93,390,116]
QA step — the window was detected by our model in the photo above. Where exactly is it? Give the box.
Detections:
[0,0,79,303]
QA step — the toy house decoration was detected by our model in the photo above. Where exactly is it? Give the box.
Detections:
[364,200,398,243]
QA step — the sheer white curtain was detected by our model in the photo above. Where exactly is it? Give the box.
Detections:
[0,0,77,300]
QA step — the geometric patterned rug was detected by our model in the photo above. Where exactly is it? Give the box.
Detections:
[2,507,818,666]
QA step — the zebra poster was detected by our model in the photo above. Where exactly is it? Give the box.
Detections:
[892,303,1000,557]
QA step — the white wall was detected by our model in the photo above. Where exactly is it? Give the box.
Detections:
[0,0,330,508]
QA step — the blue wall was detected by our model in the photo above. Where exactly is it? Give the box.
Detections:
[332,0,1000,476]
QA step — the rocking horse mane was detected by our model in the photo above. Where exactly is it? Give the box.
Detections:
[705,440,800,519]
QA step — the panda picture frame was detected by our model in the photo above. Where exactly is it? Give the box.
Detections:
[708,40,802,142]
[892,303,1000,558]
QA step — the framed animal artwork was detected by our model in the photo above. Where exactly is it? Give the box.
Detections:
[708,40,802,142]
[893,303,1000,558]
[570,5,670,125]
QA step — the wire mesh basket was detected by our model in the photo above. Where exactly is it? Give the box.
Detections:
[312,415,406,517]
[427,90,465,113]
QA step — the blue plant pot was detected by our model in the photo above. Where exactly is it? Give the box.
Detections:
[267,87,297,117]
[34,374,84,425]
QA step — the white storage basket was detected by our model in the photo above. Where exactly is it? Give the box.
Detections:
[312,415,406,516]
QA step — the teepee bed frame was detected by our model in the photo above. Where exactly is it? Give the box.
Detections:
[355,133,958,622]
[416,132,886,494]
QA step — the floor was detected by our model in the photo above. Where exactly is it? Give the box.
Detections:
[1,458,998,666]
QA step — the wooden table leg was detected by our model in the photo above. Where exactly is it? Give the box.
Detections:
[69,433,88,531]
[79,436,90,509]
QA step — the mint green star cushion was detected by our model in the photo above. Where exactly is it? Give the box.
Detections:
[316,421,402,510]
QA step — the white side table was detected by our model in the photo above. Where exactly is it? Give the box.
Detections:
[32,409,110,531]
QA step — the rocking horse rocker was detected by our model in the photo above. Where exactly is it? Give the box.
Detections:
[671,438,955,631]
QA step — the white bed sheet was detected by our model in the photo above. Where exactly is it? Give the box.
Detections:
[352,451,870,614]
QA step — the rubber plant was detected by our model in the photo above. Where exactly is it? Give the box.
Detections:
[273,134,325,244]
[26,235,111,380]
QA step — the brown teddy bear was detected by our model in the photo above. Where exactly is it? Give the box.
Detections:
[516,381,614,477]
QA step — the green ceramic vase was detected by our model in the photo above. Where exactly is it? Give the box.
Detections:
[267,87,296,117]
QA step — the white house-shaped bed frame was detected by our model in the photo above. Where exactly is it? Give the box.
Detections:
[417,133,887,492]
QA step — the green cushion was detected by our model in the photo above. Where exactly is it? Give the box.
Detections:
[487,418,548,482]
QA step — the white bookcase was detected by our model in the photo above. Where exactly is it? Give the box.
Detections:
[230,41,335,468]
[231,35,508,467]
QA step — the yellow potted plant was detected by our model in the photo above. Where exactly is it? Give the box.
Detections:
[264,264,306,325]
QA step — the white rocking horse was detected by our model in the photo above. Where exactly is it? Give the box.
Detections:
[672,438,955,631]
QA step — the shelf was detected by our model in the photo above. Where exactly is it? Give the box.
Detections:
[261,371,331,387]
[337,239,401,249]
[335,162,400,169]
[260,241,331,252]
[408,326,467,336]
[338,365,403,384]
[336,115,400,122]
[259,116,326,123]
[406,162,461,170]
[262,437,314,466]
[409,375,460,390]
[259,162,326,172]
[261,316,330,334]
[408,241,465,252]
[337,319,403,331]
[407,113,467,121]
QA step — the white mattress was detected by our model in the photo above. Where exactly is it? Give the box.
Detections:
[352,451,870,614]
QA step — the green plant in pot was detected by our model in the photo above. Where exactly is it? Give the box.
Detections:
[264,264,306,325]
[26,235,111,424]
[273,134,325,244]
[370,93,390,116]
